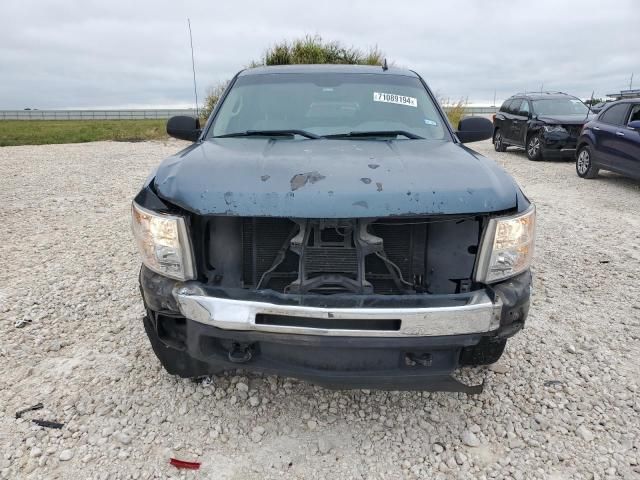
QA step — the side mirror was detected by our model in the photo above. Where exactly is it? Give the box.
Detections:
[628,120,640,130]
[456,116,493,143]
[167,116,201,142]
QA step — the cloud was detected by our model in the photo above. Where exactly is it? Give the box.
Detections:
[0,0,638,108]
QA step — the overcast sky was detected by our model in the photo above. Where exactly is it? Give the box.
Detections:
[1,0,638,109]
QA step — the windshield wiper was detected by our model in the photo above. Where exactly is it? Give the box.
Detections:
[213,129,320,139]
[323,130,424,140]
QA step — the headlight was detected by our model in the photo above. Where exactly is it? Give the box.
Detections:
[475,205,536,283]
[131,202,195,280]
[542,125,566,133]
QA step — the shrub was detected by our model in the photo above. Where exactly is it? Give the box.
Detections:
[437,96,468,128]
[261,35,385,66]
[199,80,230,121]
[584,97,604,106]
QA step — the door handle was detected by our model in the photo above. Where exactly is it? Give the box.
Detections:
[593,126,601,131]
[616,131,625,137]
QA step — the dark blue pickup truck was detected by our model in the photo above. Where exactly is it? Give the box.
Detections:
[131,65,535,392]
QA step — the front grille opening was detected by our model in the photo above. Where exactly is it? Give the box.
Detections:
[224,215,483,295]
[255,314,401,331]
[241,218,298,287]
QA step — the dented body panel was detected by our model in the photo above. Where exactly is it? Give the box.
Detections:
[153,138,520,218]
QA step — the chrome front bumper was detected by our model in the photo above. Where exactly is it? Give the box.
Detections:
[173,285,502,338]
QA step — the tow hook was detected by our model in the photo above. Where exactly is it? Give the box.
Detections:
[228,343,252,364]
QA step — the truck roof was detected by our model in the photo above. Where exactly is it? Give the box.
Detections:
[509,92,576,101]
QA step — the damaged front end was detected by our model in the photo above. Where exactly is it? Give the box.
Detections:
[134,183,532,393]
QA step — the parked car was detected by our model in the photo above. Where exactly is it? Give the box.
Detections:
[493,92,593,161]
[131,65,535,393]
[589,101,610,114]
[576,99,640,179]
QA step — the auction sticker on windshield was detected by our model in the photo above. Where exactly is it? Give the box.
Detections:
[373,92,417,107]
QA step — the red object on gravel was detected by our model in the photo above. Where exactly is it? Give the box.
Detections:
[169,458,201,470]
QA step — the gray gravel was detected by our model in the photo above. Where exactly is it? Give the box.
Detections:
[1,139,639,479]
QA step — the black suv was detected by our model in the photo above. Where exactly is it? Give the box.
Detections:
[493,92,592,161]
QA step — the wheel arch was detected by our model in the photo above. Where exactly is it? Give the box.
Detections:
[576,140,590,153]
[525,125,542,144]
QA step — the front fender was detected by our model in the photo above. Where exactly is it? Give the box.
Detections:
[528,122,544,135]
[579,130,597,148]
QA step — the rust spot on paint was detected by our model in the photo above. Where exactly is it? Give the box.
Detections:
[290,171,326,191]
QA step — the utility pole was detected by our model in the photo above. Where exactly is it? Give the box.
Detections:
[187,18,199,117]
[631,73,634,90]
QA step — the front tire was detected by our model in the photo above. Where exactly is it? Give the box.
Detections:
[493,130,507,152]
[526,133,544,161]
[576,145,599,179]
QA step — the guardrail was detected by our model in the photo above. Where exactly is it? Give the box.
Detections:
[0,106,498,121]
[0,109,198,121]
[454,106,498,115]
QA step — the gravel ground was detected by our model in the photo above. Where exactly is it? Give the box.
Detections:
[1,138,639,480]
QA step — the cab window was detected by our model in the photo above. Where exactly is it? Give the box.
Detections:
[210,73,448,140]
[509,99,522,115]
[599,104,630,126]
[628,104,640,124]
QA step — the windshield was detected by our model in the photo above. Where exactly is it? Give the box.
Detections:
[208,73,448,140]
[532,98,589,116]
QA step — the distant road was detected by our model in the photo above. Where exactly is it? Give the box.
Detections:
[0,106,498,121]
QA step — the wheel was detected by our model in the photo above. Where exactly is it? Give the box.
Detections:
[576,145,599,179]
[493,130,507,152]
[459,338,507,366]
[526,133,544,161]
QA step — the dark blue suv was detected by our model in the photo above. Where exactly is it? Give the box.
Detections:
[576,99,640,179]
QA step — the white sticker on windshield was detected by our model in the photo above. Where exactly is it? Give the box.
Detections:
[373,92,417,108]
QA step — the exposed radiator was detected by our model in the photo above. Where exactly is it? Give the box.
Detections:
[229,215,481,295]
